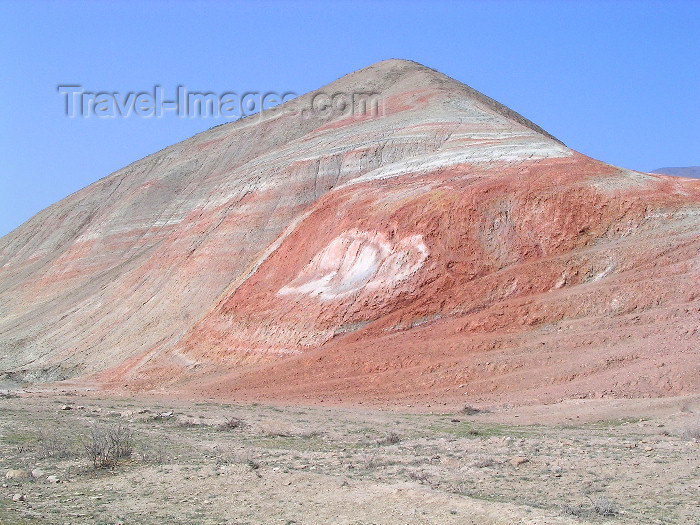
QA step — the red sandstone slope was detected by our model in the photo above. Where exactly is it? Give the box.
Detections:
[1,60,698,405]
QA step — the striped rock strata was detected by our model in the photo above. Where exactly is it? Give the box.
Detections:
[1,60,698,405]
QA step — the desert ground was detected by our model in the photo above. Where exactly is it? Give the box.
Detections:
[1,391,698,524]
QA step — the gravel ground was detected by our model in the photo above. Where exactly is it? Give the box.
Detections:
[0,392,698,524]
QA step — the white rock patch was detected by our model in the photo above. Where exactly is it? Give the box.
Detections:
[279,229,427,300]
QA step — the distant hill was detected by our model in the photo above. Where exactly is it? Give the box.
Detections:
[651,167,700,179]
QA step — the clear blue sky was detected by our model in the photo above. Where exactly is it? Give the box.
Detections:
[1,0,698,237]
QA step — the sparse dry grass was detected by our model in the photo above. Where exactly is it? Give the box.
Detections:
[680,423,700,440]
[215,416,245,431]
[0,395,697,524]
[37,427,73,459]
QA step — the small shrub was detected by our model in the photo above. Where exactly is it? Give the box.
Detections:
[216,417,245,431]
[108,423,134,460]
[81,422,134,469]
[81,425,111,468]
[407,470,429,483]
[452,480,469,496]
[590,495,618,517]
[210,445,237,466]
[560,495,618,518]
[379,432,400,445]
[559,503,586,517]
[364,455,381,470]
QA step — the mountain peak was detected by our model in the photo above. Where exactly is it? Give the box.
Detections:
[289,59,563,145]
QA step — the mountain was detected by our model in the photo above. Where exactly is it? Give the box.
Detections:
[651,167,700,179]
[1,59,698,406]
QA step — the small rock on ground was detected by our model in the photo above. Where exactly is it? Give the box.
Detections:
[6,469,30,479]
[509,456,529,467]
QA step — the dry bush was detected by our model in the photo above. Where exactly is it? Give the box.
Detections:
[407,470,430,483]
[81,422,134,469]
[246,456,261,471]
[559,503,586,517]
[210,444,237,466]
[216,416,246,431]
[379,432,401,445]
[364,454,381,470]
[590,495,618,517]
[560,495,618,518]
[461,405,483,415]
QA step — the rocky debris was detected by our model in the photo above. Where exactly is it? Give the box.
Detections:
[60,405,72,410]
[46,475,60,484]
[12,493,26,502]
[509,457,529,467]
[31,469,45,479]
[5,469,30,480]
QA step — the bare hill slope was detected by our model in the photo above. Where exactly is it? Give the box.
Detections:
[1,60,698,406]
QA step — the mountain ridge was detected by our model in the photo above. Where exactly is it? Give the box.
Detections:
[651,166,700,179]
